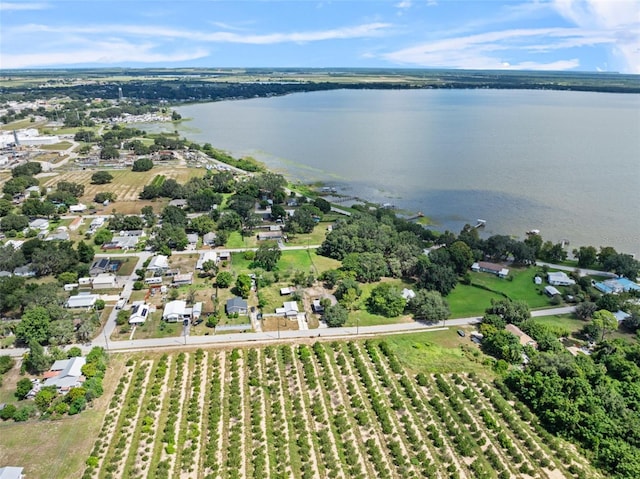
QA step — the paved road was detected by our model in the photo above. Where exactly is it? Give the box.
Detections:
[0,306,574,358]
[535,261,617,278]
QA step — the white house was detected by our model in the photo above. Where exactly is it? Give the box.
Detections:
[276,301,299,318]
[28,218,49,232]
[545,285,561,296]
[162,300,202,323]
[129,302,150,325]
[69,203,87,213]
[202,232,217,246]
[90,217,106,230]
[43,356,86,392]
[471,261,509,278]
[147,255,169,272]
[196,251,218,270]
[547,271,576,286]
[66,293,99,309]
[0,466,24,479]
[92,273,118,290]
[401,288,416,301]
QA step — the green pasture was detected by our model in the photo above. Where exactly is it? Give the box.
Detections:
[380,330,490,374]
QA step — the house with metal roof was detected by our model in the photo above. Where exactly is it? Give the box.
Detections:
[65,293,99,309]
[276,301,299,318]
[196,251,218,270]
[43,356,86,392]
[92,273,118,290]
[547,271,576,286]
[162,300,203,323]
[0,466,24,479]
[147,255,169,272]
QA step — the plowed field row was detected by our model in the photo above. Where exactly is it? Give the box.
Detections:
[83,343,599,479]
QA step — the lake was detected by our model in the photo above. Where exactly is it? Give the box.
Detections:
[152,89,640,257]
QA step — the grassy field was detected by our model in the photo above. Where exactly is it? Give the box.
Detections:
[383,329,490,373]
[38,141,73,151]
[41,167,205,204]
[447,268,555,318]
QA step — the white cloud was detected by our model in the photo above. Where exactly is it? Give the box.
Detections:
[553,0,640,72]
[383,28,590,70]
[10,22,392,45]
[1,41,209,69]
[0,2,48,11]
[395,1,412,9]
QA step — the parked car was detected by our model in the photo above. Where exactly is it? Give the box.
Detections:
[457,329,466,337]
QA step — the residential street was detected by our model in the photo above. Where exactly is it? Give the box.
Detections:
[1,306,575,358]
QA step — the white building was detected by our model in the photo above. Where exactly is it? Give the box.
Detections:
[43,356,86,392]
[92,273,118,289]
[66,293,99,309]
[162,300,202,322]
[196,251,218,270]
[147,255,169,272]
[129,301,150,325]
[69,203,87,213]
[547,271,576,286]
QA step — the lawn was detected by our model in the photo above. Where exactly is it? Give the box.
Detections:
[447,284,503,318]
[531,314,586,333]
[447,267,554,318]
[38,141,73,151]
[225,231,251,248]
[231,249,340,277]
[380,330,491,374]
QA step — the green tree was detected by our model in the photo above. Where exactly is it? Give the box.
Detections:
[416,258,458,296]
[366,283,406,318]
[0,403,16,420]
[67,346,82,358]
[93,192,117,204]
[24,339,51,374]
[57,271,78,285]
[0,213,29,233]
[0,198,13,216]
[216,271,233,288]
[574,246,598,268]
[189,215,216,235]
[90,171,114,185]
[48,319,75,345]
[93,228,113,246]
[483,329,523,363]
[76,241,95,263]
[285,204,321,234]
[15,306,51,345]
[447,241,475,275]
[100,145,119,160]
[323,303,348,327]
[234,274,252,299]
[341,252,388,283]
[132,157,153,172]
[15,378,33,400]
[592,310,618,341]
[408,290,450,323]
[254,241,282,271]
[313,197,332,214]
[486,298,530,325]
[34,386,57,412]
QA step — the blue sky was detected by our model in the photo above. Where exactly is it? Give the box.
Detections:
[1,0,638,73]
